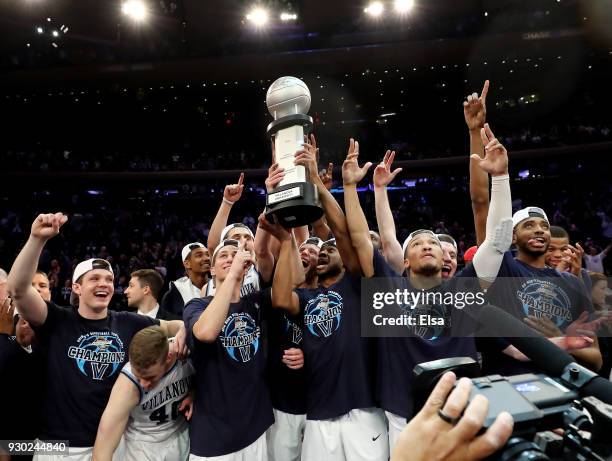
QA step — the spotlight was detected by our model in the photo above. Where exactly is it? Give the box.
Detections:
[364,1,384,16]
[122,0,148,22]
[280,12,298,21]
[52,30,59,37]
[36,26,43,34]
[246,7,269,27]
[394,0,414,13]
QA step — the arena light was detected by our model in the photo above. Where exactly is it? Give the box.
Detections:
[246,7,269,27]
[36,26,43,34]
[122,0,148,22]
[394,0,414,14]
[280,12,298,21]
[364,1,384,17]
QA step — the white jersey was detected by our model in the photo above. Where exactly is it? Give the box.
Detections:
[204,265,262,297]
[121,359,195,443]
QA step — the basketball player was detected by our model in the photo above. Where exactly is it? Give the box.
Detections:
[264,237,320,461]
[6,213,187,460]
[482,207,602,375]
[93,326,194,461]
[205,173,268,297]
[183,239,274,460]
[161,242,210,316]
[270,139,391,461]
[349,124,517,451]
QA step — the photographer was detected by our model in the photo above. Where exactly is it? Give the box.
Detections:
[391,372,514,461]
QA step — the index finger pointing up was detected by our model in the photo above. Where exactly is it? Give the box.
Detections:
[481,80,490,103]
[237,172,244,186]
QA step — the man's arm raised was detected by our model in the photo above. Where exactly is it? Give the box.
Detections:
[464,80,490,246]
[471,124,513,283]
[7,212,68,326]
[294,135,360,274]
[207,173,244,252]
[92,374,139,461]
[192,247,252,343]
[342,139,376,277]
[265,216,301,315]
[373,150,404,274]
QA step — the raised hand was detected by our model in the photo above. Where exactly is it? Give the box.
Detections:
[265,163,285,193]
[565,243,584,277]
[472,124,508,177]
[31,213,68,241]
[463,80,489,132]
[342,138,372,186]
[295,142,320,183]
[319,162,334,190]
[373,150,403,188]
[229,244,254,281]
[224,172,245,204]
[257,213,291,242]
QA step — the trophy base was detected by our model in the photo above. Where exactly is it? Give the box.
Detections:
[266,182,324,228]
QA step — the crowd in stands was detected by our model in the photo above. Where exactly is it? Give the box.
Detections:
[4,120,611,173]
[2,160,610,309]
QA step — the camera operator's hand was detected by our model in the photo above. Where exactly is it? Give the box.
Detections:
[391,372,514,461]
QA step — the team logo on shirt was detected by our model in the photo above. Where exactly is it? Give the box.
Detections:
[220,313,260,362]
[67,331,125,380]
[399,303,449,341]
[283,315,303,345]
[304,291,343,338]
[517,279,572,327]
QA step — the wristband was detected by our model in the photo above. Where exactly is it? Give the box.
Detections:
[491,174,510,182]
[222,198,235,206]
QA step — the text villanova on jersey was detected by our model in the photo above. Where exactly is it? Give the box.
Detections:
[67,331,125,380]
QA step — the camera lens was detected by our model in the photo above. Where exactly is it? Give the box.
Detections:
[498,437,550,461]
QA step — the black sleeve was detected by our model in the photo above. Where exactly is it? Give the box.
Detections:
[0,335,20,374]
[33,301,71,346]
[183,298,212,351]
[160,284,186,317]
[254,288,273,321]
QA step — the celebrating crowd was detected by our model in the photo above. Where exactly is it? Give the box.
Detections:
[1,80,611,461]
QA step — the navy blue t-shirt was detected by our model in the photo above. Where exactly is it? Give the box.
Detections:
[184,290,274,457]
[295,252,393,420]
[377,268,479,419]
[33,301,157,446]
[482,252,594,375]
[266,309,307,415]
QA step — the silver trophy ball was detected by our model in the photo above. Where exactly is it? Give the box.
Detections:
[266,76,311,119]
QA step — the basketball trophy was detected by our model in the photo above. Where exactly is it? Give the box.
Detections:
[265,76,324,227]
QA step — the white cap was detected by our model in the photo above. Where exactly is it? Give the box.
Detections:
[512,206,549,228]
[402,229,441,256]
[220,223,254,242]
[299,237,324,250]
[211,239,240,264]
[181,242,206,261]
[72,258,114,283]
